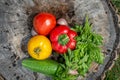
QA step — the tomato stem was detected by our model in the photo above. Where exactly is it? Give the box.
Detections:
[34,47,41,54]
[58,34,69,45]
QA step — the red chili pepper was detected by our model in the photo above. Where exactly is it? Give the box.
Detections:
[50,25,77,54]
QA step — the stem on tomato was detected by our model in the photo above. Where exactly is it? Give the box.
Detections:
[34,47,41,54]
[58,34,69,45]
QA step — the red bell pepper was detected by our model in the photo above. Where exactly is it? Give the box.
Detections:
[50,25,77,54]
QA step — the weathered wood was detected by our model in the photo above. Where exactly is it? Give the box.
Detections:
[0,0,119,80]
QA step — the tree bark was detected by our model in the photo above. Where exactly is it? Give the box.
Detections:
[0,0,119,80]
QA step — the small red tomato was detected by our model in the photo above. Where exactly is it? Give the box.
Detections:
[33,13,56,35]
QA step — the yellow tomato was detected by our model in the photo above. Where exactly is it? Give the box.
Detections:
[27,35,52,60]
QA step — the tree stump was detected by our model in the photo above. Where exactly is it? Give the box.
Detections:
[0,0,119,80]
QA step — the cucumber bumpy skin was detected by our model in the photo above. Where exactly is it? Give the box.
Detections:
[22,58,61,76]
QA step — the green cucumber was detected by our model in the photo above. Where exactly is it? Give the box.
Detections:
[22,58,62,76]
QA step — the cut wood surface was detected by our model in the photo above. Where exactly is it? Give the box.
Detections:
[0,0,119,80]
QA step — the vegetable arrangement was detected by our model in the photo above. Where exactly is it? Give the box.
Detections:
[22,12,104,80]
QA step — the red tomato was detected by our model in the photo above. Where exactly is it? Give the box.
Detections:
[33,13,56,35]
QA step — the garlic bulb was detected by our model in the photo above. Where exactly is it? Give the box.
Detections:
[31,28,38,36]
[57,18,68,26]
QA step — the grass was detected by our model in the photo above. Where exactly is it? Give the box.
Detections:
[111,0,120,14]
[105,0,120,80]
[105,56,120,80]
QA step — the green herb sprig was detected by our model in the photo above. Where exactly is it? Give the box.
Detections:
[54,16,104,80]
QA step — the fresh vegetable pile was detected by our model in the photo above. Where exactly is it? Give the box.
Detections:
[22,12,104,80]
